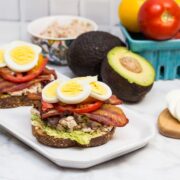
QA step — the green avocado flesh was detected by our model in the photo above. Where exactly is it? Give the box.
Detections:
[31,114,105,145]
[108,47,155,86]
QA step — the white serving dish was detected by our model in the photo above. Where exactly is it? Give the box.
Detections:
[28,15,98,41]
[27,15,98,65]
[0,72,155,169]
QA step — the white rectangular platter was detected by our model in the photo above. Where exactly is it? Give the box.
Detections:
[0,72,155,169]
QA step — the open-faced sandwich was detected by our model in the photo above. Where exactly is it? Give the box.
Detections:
[0,41,56,108]
[31,76,128,147]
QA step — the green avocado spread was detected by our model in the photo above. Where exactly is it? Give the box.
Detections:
[31,114,105,145]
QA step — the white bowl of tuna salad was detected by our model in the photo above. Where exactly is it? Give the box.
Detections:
[28,15,98,65]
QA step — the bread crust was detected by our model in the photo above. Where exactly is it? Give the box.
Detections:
[158,108,180,139]
[0,95,40,108]
[32,125,115,148]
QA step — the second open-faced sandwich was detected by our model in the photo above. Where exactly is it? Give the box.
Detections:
[31,76,129,148]
[0,41,56,108]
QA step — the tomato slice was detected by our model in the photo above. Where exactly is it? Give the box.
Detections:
[42,101,54,112]
[0,54,48,83]
[55,101,103,114]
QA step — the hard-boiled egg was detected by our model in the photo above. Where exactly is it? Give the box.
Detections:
[166,89,180,121]
[90,81,112,101]
[4,41,41,72]
[42,79,62,103]
[0,45,7,68]
[73,76,98,84]
[57,79,91,104]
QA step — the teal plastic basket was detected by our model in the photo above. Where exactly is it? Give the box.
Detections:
[120,26,180,80]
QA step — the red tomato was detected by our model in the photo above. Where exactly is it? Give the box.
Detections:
[0,54,48,83]
[173,31,180,39]
[138,0,180,40]
[55,101,103,114]
[42,101,54,111]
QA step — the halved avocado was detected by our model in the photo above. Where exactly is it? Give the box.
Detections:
[101,47,155,102]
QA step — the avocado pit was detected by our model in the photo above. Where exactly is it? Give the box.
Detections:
[119,56,142,73]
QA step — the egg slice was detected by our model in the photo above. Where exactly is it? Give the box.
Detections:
[90,81,112,101]
[175,100,180,121]
[166,89,180,102]
[0,45,7,68]
[57,79,91,104]
[168,97,180,121]
[42,80,61,103]
[166,89,180,121]
[73,76,98,84]
[4,41,42,72]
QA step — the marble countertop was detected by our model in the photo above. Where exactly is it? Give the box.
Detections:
[0,66,180,180]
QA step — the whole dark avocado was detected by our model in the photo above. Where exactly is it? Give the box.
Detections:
[101,47,155,102]
[67,31,125,77]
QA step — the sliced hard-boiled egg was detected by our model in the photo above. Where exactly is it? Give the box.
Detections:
[166,89,180,102]
[57,79,91,104]
[168,97,180,121]
[4,41,42,72]
[0,45,8,68]
[175,100,180,121]
[90,81,112,101]
[73,76,98,84]
[42,80,61,103]
[166,89,180,121]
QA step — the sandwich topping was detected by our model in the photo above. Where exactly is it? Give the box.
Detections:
[8,83,42,96]
[0,46,7,67]
[32,76,129,145]
[0,41,56,97]
[166,89,180,121]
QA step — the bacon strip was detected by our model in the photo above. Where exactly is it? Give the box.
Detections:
[1,75,52,93]
[0,67,56,93]
[0,79,14,92]
[42,67,57,79]
[85,113,116,126]
[106,95,123,105]
[41,109,74,119]
[85,104,128,127]
[41,109,60,119]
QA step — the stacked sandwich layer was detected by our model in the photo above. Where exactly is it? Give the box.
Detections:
[0,41,56,108]
[31,76,129,147]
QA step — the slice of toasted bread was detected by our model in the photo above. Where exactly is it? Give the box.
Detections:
[32,125,115,148]
[158,108,180,139]
[0,95,40,108]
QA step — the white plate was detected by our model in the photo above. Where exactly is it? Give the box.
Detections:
[0,73,155,169]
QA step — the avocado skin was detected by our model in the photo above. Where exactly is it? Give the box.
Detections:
[67,31,125,77]
[101,58,154,103]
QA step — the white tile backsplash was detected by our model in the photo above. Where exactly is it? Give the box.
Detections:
[50,0,79,15]
[111,0,121,26]
[80,0,110,25]
[20,0,48,21]
[19,22,30,41]
[0,0,123,42]
[0,21,20,44]
[111,26,125,42]
[98,25,110,32]
[0,0,19,20]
